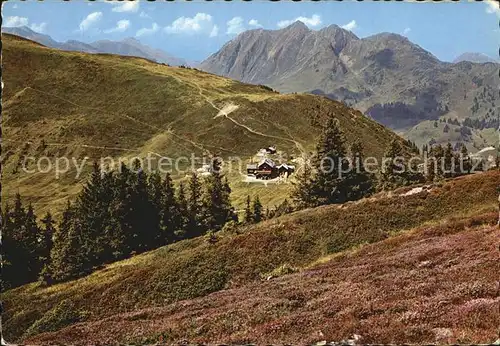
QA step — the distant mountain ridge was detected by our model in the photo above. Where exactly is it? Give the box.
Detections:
[2,26,187,66]
[200,21,499,138]
[453,52,499,64]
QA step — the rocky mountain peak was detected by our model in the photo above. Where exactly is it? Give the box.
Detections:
[280,20,310,34]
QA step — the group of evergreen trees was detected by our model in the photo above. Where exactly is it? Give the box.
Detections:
[2,194,54,289]
[243,196,263,224]
[292,114,376,209]
[378,139,425,190]
[291,113,490,210]
[2,158,238,286]
[423,143,481,181]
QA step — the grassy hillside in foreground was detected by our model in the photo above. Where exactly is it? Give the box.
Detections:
[26,215,499,345]
[3,171,499,343]
[2,33,405,215]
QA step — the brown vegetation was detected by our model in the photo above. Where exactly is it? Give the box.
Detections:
[26,212,498,345]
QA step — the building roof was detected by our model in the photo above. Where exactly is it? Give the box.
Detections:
[258,158,275,168]
[277,164,295,170]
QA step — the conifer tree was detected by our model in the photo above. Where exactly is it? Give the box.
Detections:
[11,193,26,237]
[433,144,445,179]
[201,158,234,232]
[49,201,88,282]
[425,146,437,182]
[346,140,375,201]
[443,142,455,178]
[382,139,426,188]
[292,160,315,209]
[130,161,156,251]
[274,198,294,217]
[175,182,189,238]
[252,196,263,223]
[39,212,56,283]
[1,203,17,289]
[109,163,134,257]
[160,173,178,244]
[265,207,272,220]
[310,115,349,205]
[76,162,110,264]
[460,144,471,175]
[7,195,39,286]
[24,203,43,278]
[244,195,253,224]
[380,139,407,189]
[147,171,164,242]
[187,172,203,237]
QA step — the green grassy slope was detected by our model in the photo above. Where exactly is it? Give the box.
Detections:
[2,33,406,215]
[3,171,499,343]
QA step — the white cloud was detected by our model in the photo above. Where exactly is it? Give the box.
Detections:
[79,11,103,32]
[341,20,357,31]
[402,27,411,36]
[135,22,159,37]
[277,14,321,29]
[30,22,47,33]
[3,16,47,33]
[226,16,245,35]
[164,13,217,37]
[139,11,151,19]
[485,0,500,18]
[104,19,130,34]
[112,1,139,13]
[4,16,28,27]
[248,19,262,28]
[210,25,219,38]
[12,4,18,9]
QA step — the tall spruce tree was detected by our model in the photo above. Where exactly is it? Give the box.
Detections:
[2,203,18,289]
[176,182,189,238]
[129,161,156,251]
[292,160,315,209]
[433,144,445,179]
[244,195,253,224]
[310,115,349,205]
[6,195,41,286]
[39,211,56,283]
[77,162,110,265]
[443,142,455,178]
[24,203,43,279]
[380,139,419,189]
[108,163,134,257]
[160,173,178,244]
[252,196,263,223]
[148,171,164,243]
[49,201,88,282]
[201,158,235,232]
[345,140,375,201]
[187,172,203,237]
[460,144,471,175]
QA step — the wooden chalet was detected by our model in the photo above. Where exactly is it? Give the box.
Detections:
[246,159,295,180]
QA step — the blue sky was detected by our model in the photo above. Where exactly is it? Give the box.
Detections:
[2,0,499,62]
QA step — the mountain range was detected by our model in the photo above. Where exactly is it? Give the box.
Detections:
[3,23,498,150]
[2,26,188,66]
[200,21,499,144]
[2,33,406,217]
[453,52,499,64]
